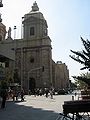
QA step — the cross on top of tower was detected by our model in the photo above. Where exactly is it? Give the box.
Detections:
[31,1,39,12]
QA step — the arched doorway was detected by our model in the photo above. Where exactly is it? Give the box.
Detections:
[29,77,36,94]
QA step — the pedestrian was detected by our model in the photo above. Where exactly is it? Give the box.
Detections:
[39,89,42,96]
[15,91,18,101]
[21,89,24,101]
[12,90,15,102]
[0,89,7,109]
[45,88,49,98]
[50,89,53,99]
[75,92,77,96]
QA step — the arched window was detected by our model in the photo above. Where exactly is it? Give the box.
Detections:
[30,27,34,36]
[30,57,34,63]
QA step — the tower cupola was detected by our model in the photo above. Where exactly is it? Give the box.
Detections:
[22,1,48,40]
[31,1,39,12]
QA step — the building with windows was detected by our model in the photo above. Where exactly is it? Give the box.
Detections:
[0,2,69,93]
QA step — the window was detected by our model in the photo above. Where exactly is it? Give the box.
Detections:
[30,57,34,63]
[30,27,34,36]
[5,61,9,67]
[44,29,47,36]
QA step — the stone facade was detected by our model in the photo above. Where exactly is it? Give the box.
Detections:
[0,2,69,93]
[54,61,69,91]
[0,22,6,41]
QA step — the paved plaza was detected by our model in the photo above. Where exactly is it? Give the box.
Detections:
[0,95,73,120]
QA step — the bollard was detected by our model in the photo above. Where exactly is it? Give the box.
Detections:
[72,96,74,100]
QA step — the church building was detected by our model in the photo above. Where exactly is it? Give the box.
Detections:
[0,2,69,93]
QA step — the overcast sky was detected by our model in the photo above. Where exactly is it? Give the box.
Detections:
[1,0,90,81]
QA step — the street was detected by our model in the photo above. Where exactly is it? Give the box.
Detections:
[0,94,73,120]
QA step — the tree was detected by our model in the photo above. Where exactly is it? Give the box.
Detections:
[73,72,90,89]
[70,37,90,86]
[70,37,90,70]
[0,80,8,89]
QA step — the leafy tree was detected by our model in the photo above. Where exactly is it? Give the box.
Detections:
[0,80,8,89]
[70,37,90,70]
[70,81,77,90]
[70,37,90,86]
[73,72,90,89]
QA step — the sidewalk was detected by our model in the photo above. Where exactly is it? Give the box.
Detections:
[0,95,72,120]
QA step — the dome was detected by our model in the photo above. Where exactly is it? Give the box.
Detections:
[24,1,45,21]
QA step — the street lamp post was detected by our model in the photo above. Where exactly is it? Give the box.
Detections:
[20,17,24,90]
[14,26,16,39]
[21,17,24,39]
[21,47,23,89]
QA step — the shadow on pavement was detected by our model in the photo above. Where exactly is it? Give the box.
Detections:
[0,100,59,120]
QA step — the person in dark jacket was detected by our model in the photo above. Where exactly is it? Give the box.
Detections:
[21,89,24,101]
[1,89,7,108]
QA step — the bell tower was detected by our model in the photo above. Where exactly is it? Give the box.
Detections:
[22,1,48,40]
[16,1,52,92]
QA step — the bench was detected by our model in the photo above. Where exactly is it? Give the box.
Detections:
[63,100,90,114]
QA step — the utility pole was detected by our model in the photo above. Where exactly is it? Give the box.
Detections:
[20,17,24,90]
[14,26,16,39]
[21,47,23,89]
